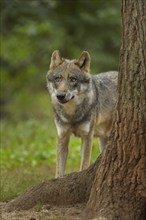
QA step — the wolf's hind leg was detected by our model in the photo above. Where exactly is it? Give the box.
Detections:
[99,136,108,152]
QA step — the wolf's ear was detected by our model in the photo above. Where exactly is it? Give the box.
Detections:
[50,50,62,70]
[75,51,90,73]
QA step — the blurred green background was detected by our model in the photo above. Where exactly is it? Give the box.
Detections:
[0,0,120,201]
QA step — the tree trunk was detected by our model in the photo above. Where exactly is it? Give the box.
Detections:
[4,0,146,219]
[85,0,146,219]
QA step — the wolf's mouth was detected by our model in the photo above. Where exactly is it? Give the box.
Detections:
[58,99,69,104]
[58,95,75,104]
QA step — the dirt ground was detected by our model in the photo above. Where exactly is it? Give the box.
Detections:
[0,202,85,220]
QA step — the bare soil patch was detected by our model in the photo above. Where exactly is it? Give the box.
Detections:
[0,202,85,220]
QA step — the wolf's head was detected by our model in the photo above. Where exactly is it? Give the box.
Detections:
[47,50,91,104]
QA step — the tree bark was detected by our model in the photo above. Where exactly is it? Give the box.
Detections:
[85,0,146,219]
[4,0,146,219]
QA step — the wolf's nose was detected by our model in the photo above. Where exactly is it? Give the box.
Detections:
[56,93,66,100]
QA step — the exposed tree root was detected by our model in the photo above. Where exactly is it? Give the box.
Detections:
[5,157,101,212]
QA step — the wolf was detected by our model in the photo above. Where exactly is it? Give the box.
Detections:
[46,50,118,178]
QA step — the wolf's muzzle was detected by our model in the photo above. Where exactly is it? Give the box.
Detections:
[56,93,68,104]
[56,92,74,104]
[57,93,66,100]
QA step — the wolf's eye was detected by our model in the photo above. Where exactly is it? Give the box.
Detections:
[69,77,77,83]
[54,77,62,82]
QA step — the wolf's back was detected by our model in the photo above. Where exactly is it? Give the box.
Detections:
[92,71,118,114]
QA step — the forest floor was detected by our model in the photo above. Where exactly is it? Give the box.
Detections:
[0,202,85,220]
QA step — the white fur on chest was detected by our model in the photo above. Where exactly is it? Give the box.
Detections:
[55,119,69,137]
[55,119,91,138]
[74,121,91,137]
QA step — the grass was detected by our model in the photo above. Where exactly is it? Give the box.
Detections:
[0,167,52,202]
[0,117,100,202]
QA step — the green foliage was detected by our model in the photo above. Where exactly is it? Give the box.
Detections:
[1,0,120,119]
[1,119,55,169]
[1,119,99,170]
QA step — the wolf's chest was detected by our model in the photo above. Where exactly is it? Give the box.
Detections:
[63,101,77,115]
[72,116,110,138]
[72,121,91,137]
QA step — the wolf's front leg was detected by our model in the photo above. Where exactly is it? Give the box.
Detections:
[55,120,70,178]
[80,131,94,171]
[56,134,70,178]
